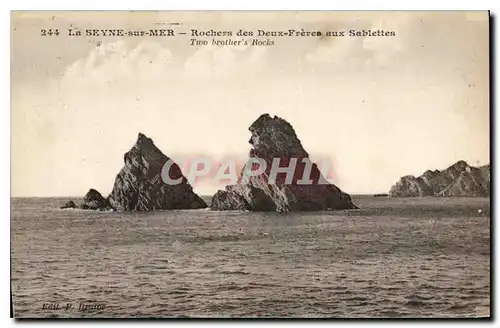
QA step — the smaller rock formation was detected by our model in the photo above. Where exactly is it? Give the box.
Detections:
[80,189,113,210]
[60,189,113,211]
[60,200,76,209]
[389,161,490,197]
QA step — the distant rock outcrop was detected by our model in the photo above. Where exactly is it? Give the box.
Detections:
[60,200,76,209]
[60,189,112,211]
[210,114,357,212]
[389,161,490,197]
[107,133,207,211]
[80,188,112,210]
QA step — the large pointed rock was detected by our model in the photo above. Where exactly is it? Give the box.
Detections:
[389,161,490,197]
[210,114,357,212]
[108,133,207,211]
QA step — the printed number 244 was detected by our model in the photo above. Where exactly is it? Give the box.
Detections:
[40,29,60,36]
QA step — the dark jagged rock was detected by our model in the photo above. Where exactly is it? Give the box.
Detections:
[107,133,207,211]
[60,189,113,211]
[210,114,357,212]
[60,200,76,209]
[80,188,112,210]
[389,161,490,197]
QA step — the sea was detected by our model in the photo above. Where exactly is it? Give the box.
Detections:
[11,196,490,318]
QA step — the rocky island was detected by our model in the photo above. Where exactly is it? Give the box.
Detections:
[389,160,490,197]
[61,133,207,211]
[210,114,357,212]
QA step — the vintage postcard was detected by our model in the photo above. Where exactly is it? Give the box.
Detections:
[11,11,490,318]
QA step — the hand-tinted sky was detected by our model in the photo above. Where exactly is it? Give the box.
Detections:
[11,11,489,196]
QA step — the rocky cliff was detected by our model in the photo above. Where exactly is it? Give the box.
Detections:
[108,133,207,211]
[389,161,490,197]
[210,114,357,212]
[61,133,207,211]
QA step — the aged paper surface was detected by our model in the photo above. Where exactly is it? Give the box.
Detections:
[11,11,490,318]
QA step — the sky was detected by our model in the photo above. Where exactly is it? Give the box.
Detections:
[11,11,489,197]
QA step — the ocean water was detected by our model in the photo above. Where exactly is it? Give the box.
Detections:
[11,196,490,318]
